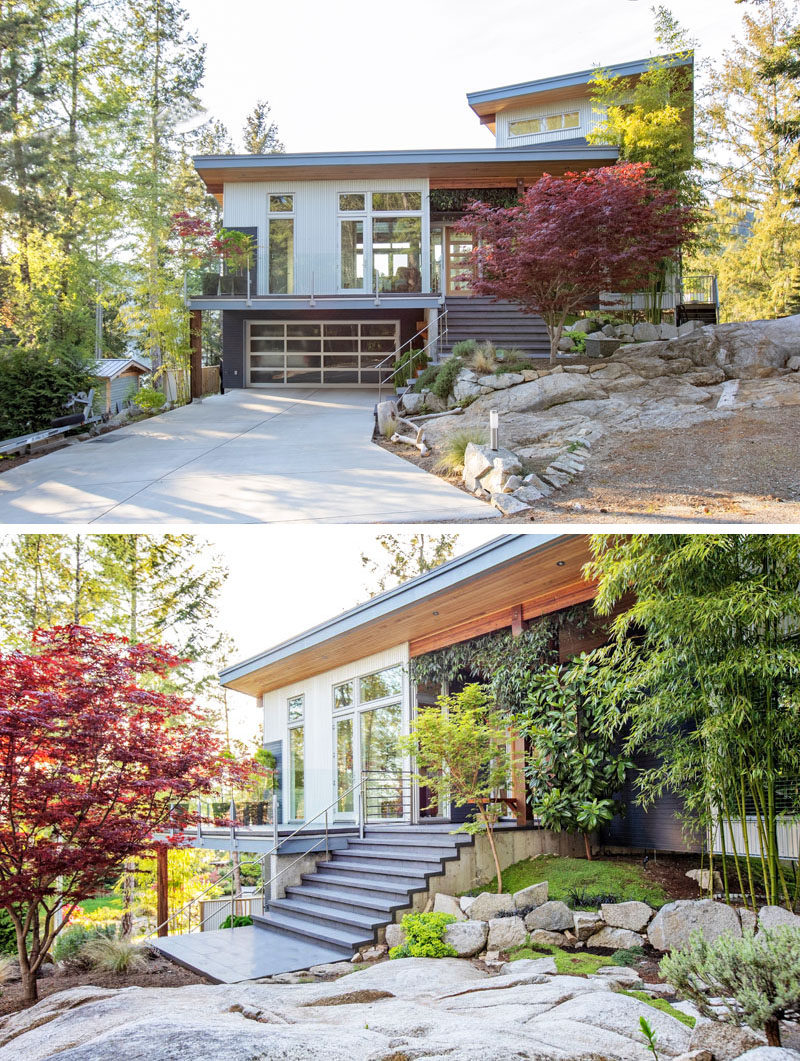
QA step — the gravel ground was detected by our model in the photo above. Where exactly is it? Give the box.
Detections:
[380,406,800,525]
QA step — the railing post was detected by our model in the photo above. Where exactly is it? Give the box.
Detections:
[358,774,365,840]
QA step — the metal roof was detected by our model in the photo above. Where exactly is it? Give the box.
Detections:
[93,357,150,378]
[219,534,562,688]
[192,143,618,172]
[466,51,694,110]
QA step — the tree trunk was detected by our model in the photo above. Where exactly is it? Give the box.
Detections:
[13,917,37,1004]
[765,1018,781,1047]
[120,858,135,938]
[583,832,593,861]
[20,966,38,1005]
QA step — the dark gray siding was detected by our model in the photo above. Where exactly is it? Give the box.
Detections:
[222,312,246,389]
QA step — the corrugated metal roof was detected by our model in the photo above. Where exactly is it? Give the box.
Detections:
[93,357,150,378]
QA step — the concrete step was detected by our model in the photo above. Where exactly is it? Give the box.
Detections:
[285,883,400,917]
[254,909,372,950]
[344,841,463,861]
[351,832,470,849]
[315,861,430,889]
[267,897,388,934]
[328,850,447,873]
[302,871,420,902]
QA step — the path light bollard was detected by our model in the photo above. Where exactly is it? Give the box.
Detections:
[490,410,499,451]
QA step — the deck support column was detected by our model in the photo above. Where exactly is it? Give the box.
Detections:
[156,845,169,937]
[190,309,203,400]
[510,604,529,826]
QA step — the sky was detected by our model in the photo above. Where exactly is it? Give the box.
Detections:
[210,527,502,739]
[184,0,747,154]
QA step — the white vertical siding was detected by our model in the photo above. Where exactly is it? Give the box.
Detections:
[261,644,410,824]
[494,95,607,148]
[224,179,429,296]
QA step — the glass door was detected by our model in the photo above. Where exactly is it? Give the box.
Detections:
[414,683,449,820]
[444,227,475,295]
[360,702,404,821]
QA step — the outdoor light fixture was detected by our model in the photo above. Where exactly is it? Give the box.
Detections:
[556,561,566,567]
[489,410,499,451]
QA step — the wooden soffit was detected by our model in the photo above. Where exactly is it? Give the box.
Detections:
[225,536,596,696]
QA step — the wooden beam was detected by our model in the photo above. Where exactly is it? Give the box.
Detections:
[190,309,203,400]
[156,846,169,937]
[511,605,524,637]
[479,112,496,126]
[409,605,516,658]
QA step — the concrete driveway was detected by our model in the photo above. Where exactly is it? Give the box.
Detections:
[0,390,497,524]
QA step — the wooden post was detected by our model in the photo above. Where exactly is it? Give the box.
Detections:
[156,845,169,937]
[190,309,203,400]
[510,604,528,825]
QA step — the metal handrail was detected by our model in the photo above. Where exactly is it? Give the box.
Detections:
[144,773,372,939]
[376,307,448,405]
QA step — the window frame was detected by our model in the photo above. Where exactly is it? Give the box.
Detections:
[336,191,425,294]
[267,192,296,294]
[508,109,581,138]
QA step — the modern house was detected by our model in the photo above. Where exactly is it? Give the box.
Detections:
[151,532,797,982]
[187,53,703,393]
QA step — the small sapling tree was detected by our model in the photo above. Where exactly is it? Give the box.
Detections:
[0,625,255,1003]
[402,683,511,891]
[465,163,696,364]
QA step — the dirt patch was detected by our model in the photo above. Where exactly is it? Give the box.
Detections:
[0,962,209,1017]
[378,406,800,524]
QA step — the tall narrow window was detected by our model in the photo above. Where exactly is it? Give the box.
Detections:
[269,219,294,294]
[289,725,304,819]
[335,716,354,813]
[372,217,421,293]
[340,220,364,289]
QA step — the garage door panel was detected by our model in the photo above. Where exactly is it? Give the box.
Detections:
[246,320,399,387]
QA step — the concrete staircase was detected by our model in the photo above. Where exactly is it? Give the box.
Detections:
[441,295,550,361]
[253,824,473,956]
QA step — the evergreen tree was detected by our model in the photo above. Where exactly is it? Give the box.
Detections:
[242,99,283,154]
[360,533,458,596]
[695,0,800,320]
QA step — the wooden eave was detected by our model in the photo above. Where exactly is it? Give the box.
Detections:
[197,155,616,204]
[224,535,595,697]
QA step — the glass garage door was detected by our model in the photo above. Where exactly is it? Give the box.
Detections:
[247,320,399,386]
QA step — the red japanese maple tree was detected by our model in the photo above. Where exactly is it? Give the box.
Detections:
[465,163,697,364]
[0,626,255,1003]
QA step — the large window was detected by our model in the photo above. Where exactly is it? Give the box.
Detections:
[360,665,403,704]
[289,725,304,819]
[337,191,423,293]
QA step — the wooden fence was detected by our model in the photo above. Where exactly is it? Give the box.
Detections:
[201,366,221,396]
[198,896,257,931]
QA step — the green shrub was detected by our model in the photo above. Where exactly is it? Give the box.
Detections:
[412,364,440,393]
[433,428,487,476]
[219,914,254,929]
[133,385,166,412]
[52,923,116,964]
[0,910,17,955]
[568,331,587,354]
[0,346,93,439]
[610,945,646,966]
[80,936,148,975]
[451,340,476,359]
[659,926,800,1047]
[389,912,457,959]
[431,357,463,400]
[495,360,532,375]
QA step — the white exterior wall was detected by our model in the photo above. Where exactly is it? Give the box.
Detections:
[495,95,606,148]
[261,643,410,825]
[223,178,430,296]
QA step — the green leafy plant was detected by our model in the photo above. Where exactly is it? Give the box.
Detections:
[219,914,254,929]
[389,911,457,959]
[659,926,800,1047]
[133,385,167,412]
[0,347,93,440]
[623,992,695,1029]
[412,364,440,393]
[639,1014,660,1059]
[80,935,148,975]
[518,652,633,860]
[431,357,464,400]
[567,887,621,909]
[433,428,487,477]
[0,910,17,955]
[450,340,477,359]
[567,331,587,353]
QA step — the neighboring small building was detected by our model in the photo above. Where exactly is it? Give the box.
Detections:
[92,357,150,415]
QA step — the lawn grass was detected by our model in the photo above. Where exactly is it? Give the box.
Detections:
[508,943,612,976]
[622,990,696,1029]
[491,855,669,909]
[79,894,122,914]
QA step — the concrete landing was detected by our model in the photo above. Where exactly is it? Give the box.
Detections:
[0,389,498,525]
[150,924,350,983]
